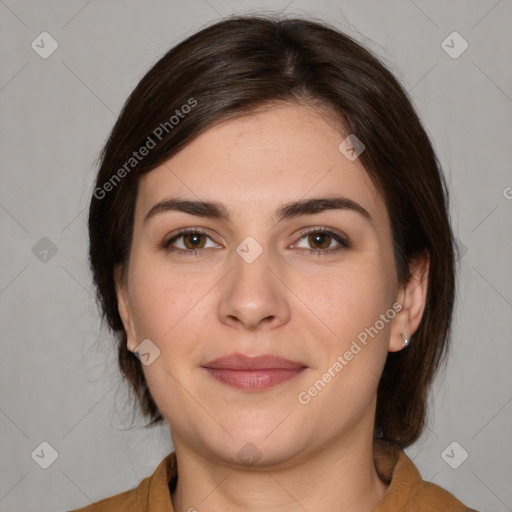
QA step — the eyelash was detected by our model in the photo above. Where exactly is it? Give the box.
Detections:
[163,227,350,257]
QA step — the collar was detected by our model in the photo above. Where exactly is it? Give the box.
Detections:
[134,439,470,511]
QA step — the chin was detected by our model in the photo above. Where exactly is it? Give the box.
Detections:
[203,420,307,468]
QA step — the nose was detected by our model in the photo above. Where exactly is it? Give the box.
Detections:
[217,243,291,331]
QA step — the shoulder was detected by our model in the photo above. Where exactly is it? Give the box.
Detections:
[64,452,176,512]
[373,439,479,511]
[408,480,479,511]
[65,487,137,512]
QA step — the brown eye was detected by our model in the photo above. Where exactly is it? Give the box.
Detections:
[308,232,333,250]
[164,229,218,254]
[294,228,350,256]
[182,233,207,249]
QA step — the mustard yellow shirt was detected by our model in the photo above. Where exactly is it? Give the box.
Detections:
[66,440,479,511]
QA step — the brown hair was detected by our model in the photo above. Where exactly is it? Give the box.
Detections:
[88,14,456,448]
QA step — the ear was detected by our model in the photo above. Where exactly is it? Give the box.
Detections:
[114,265,137,351]
[389,251,430,352]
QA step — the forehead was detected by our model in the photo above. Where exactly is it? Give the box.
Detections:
[135,103,386,225]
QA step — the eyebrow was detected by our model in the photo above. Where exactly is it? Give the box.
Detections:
[143,196,372,225]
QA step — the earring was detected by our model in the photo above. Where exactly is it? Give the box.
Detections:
[401,333,410,349]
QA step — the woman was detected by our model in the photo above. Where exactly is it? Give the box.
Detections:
[71,14,479,512]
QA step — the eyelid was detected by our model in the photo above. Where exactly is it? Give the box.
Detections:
[293,225,350,245]
[290,226,350,255]
[163,227,219,249]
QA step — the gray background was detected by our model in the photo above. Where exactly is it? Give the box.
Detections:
[0,1,511,511]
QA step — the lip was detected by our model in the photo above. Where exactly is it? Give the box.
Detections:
[201,353,307,391]
[203,353,306,370]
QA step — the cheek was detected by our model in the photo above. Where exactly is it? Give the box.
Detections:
[296,259,395,345]
[127,250,219,364]
[299,267,394,414]
[128,273,172,340]
[127,247,190,338]
[297,261,395,404]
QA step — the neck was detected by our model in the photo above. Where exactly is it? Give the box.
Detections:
[170,428,388,512]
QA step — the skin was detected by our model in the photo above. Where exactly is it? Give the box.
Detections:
[115,102,429,512]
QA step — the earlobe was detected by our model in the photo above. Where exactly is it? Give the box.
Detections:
[401,333,411,349]
[389,252,430,353]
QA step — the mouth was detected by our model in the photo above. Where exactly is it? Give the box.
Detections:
[201,353,307,391]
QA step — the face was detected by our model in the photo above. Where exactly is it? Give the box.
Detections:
[116,102,419,467]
